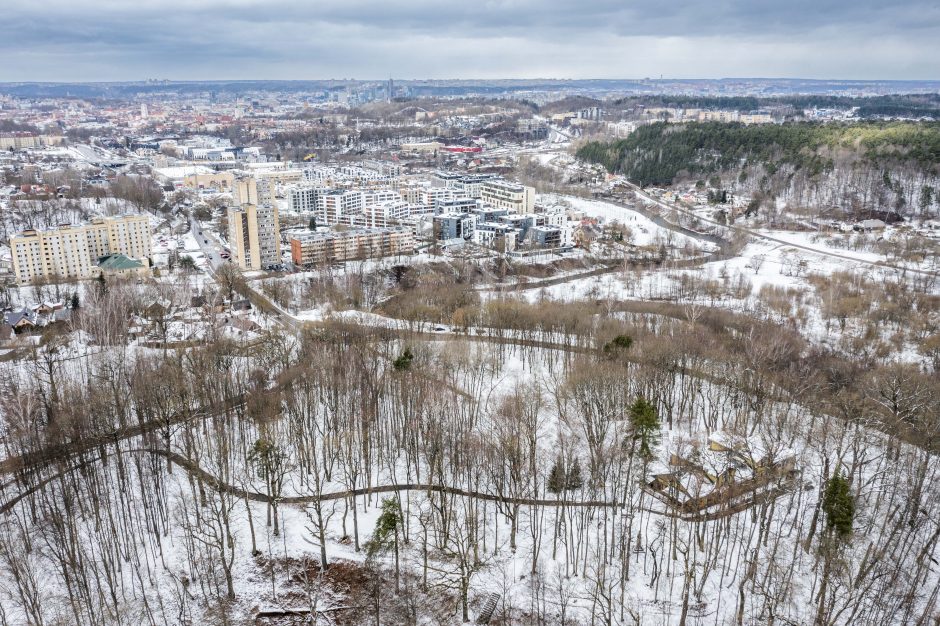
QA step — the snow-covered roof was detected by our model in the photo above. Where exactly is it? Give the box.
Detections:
[154,165,214,181]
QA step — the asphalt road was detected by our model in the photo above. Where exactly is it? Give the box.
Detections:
[189,218,224,271]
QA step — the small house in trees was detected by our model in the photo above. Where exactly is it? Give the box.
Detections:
[221,316,260,335]
[853,219,886,232]
[4,308,36,333]
[32,302,59,317]
[707,432,795,475]
[51,308,72,325]
[231,298,252,312]
[648,460,691,499]
[142,298,172,320]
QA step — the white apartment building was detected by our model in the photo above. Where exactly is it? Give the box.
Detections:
[254,204,280,267]
[288,186,319,213]
[11,215,151,284]
[420,187,457,209]
[303,165,398,187]
[319,190,364,224]
[362,160,402,177]
[453,178,486,199]
[363,189,402,205]
[431,172,495,199]
[338,200,413,228]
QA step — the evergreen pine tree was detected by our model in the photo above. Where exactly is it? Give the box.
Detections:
[603,334,633,356]
[309,216,317,230]
[393,348,414,371]
[630,396,660,459]
[70,292,80,309]
[95,272,108,296]
[547,459,564,494]
[822,472,855,539]
[367,498,401,556]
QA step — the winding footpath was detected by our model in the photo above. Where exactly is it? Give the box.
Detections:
[0,446,792,524]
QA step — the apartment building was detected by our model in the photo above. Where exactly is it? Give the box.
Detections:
[337,200,413,228]
[229,176,281,270]
[420,187,457,210]
[0,133,66,150]
[362,160,402,177]
[398,184,428,205]
[525,225,563,248]
[697,110,740,123]
[436,198,479,214]
[93,216,151,260]
[363,189,402,205]
[431,172,495,199]
[516,118,548,137]
[303,165,397,187]
[739,113,774,125]
[233,176,273,206]
[289,227,414,266]
[10,215,151,284]
[227,204,281,270]
[319,189,364,224]
[288,186,320,213]
[254,204,281,267]
[474,222,518,251]
[433,213,476,241]
[481,180,535,214]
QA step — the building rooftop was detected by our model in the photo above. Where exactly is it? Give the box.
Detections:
[291,227,411,242]
[97,253,144,271]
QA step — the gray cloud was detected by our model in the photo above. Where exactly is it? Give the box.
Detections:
[0,0,937,81]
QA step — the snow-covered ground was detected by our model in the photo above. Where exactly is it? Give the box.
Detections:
[1,334,934,625]
[548,194,718,251]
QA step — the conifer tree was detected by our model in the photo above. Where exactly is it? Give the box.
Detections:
[95,272,108,296]
[393,348,414,371]
[548,459,565,494]
[630,397,660,459]
[822,473,855,539]
[367,498,402,592]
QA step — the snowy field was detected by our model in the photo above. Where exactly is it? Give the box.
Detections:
[547,194,719,252]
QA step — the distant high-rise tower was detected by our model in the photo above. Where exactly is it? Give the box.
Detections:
[387,78,394,102]
[140,103,149,119]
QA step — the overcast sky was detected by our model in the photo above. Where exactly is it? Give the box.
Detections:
[1,0,938,82]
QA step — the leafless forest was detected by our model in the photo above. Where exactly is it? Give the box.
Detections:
[0,274,937,625]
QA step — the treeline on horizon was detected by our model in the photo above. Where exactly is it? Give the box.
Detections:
[609,93,940,119]
[576,120,940,187]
